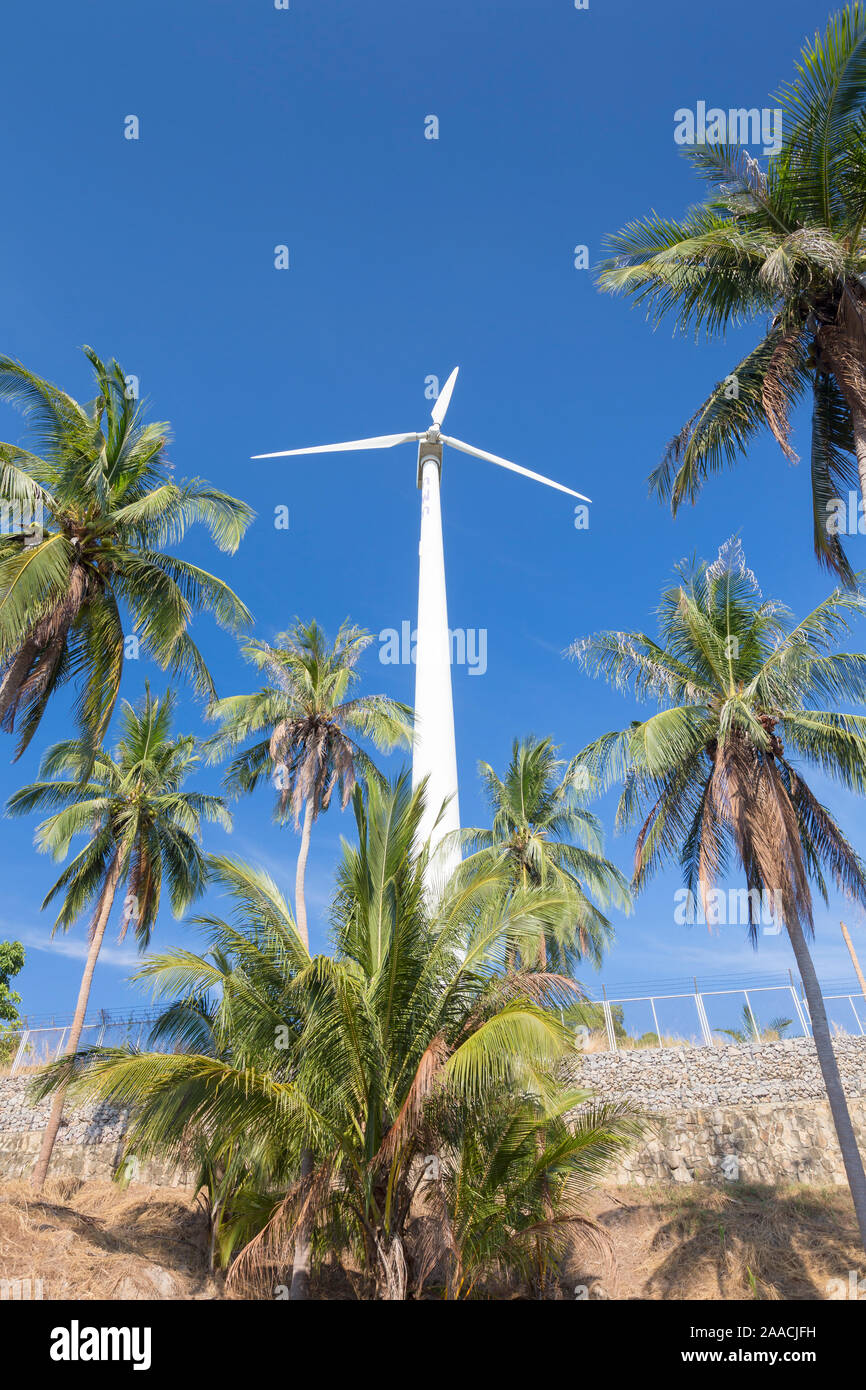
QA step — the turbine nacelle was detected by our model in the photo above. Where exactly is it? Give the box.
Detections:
[251,365,591,502]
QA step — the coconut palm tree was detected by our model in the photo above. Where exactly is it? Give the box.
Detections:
[458,736,631,971]
[569,538,866,1249]
[206,618,412,949]
[121,854,313,1275]
[0,348,253,756]
[418,1085,640,1299]
[7,685,230,1190]
[32,776,628,1298]
[598,5,866,582]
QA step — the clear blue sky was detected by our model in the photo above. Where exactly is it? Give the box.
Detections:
[2,0,865,1031]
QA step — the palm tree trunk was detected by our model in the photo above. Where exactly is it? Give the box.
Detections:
[786,917,866,1252]
[821,319,866,503]
[31,854,121,1193]
[294,797,315,951]
[290,798,315,1297]
[535,1127,553,1298]
[374,1233,408,1300]
[852,403,866,506]
[289,1148,313,1300]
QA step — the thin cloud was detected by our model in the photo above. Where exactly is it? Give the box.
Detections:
[15,927,141,969]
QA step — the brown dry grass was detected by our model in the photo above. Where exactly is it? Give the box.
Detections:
[0,1177,861,1299]
[0,1178,225,1300]
[568,1182,864,1301]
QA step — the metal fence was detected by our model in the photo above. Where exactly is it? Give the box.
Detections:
[4,979,866,1072]
[569,981,866,1053]
[2,1014,161,1075]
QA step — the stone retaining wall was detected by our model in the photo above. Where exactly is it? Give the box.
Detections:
[566,1034,866,1111]
[594,1098,866,1186]
[0,1075,188,1186]
[564,1034,866,1185]
[3,1034,866,1188]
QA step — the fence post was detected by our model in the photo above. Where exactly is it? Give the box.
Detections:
[788,969,811,1035]
[10,1030,28,1075]
[601,986,617,1053]
[694,988,714,1047]
[742,990,761,1042]
[788,984,810,1035]
[649,996,662,1047]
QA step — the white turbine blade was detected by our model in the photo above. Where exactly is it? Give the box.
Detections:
[431,366,459,427]
[252,432,419,460]
[441,436,591,502]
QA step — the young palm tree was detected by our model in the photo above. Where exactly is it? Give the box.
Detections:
[598,5,866,581]
[7,685,230,1190]
[458,736,631,971]
[33,776,626,1298]
[718,1004,793,1044]
[206,618,412,949]
[0,348,253,755]
[419,1086,640,1299]
[569,538,866,1249]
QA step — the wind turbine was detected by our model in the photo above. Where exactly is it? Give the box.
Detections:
[252,368,590,891]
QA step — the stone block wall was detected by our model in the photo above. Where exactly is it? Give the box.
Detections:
[565,1034,866,1186]
[3,1034,866,1189]
[596,1099,866,1186]
[0,1075,188,1186]
[567,1034,866,1111]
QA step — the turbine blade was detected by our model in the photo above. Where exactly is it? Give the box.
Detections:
[441,436,591,501]
[252,432,419,459]
[431,367,459,427]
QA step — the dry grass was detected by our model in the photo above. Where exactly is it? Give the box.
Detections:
[0,1178,225,1300]
[0,1177,861,1299]
[580,1031,699,1053]
[568,1182,864,1301]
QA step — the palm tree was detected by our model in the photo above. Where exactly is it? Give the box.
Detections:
[718,1004,793,1044]
[458,736,630,971]
[207,609,414,1301]
[598,5,866,582]
[7,685,230,1190]
[569,538,866,1249]
[206,618,412,949]
[0,939,25,1066]
[32,776,634,1298]
[0,348,253,756]
[421,1086,640,1298]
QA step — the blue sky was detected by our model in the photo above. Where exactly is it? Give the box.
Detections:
[2,0,866,1030]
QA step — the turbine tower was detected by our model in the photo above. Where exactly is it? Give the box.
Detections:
[253,368,590,891]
